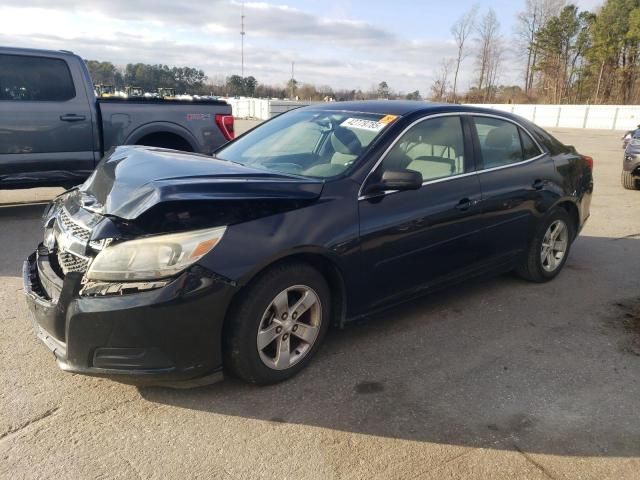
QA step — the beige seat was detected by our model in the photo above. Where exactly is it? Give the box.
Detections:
[407,157,455,180]
[304,127,363,177]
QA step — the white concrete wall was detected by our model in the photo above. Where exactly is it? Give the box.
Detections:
[471,104,640,130]
[224,98,640,130]
[220,98,271,120]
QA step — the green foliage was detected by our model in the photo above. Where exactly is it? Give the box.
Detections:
[123,64,207,94]
[226,75,258,97]
[85,60,208,94]
[84,60,124,88]
[377,81,390,99]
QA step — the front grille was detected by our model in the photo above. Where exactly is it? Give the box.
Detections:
[57,251,90,274]
[59,208,91,242]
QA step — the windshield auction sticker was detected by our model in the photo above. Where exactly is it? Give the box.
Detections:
[341,118,389,132]
[378,115,399,125]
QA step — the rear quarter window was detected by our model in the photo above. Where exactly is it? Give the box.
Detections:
[0,54,76,101]
[530,125,569,155]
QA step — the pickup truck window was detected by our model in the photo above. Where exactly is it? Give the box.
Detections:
[0,54,76,101]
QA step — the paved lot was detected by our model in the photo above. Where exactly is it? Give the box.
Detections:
[1,124,639,479]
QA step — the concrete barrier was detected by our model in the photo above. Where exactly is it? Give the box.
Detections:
[224,98,640,130]
[472,104,640,131]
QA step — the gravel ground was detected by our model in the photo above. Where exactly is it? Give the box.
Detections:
[1,124,639,479]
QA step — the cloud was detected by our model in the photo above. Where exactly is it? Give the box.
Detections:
[0,1,500,92]
[2,0,395,46]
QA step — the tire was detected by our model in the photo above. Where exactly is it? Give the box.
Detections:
[223,262,331,385]
[622,171,639,190]
[516,209,575,283]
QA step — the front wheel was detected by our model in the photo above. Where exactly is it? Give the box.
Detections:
[622,171,639,190]
[516,209,574,283]
[223,262,331,385]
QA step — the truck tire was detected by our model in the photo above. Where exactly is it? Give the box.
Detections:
[622,171,639,190]
[135,132,193,152]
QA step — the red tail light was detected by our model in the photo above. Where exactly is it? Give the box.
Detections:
[215,114,235,141]
[582,155,594,170]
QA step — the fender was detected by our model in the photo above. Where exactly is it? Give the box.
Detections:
[233,245,350,327]
[125,121,200,152]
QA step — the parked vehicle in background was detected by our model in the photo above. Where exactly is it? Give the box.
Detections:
[125,86,144,97]
[158,87,176,98]
[622,125,640,149]
[0,46,234,189]
[623,134,640,190]
[23,101,594,388]
[95,84,115,97]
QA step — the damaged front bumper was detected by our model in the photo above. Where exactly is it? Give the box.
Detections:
[23,247,237,387]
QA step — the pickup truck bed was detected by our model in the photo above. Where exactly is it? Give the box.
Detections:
[0,46,234,189]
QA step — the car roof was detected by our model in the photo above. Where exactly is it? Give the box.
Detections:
[300,100,523,120]
[0,45,78,59]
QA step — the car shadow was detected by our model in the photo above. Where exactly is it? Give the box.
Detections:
[140,235,640,458]
[0,203,48,277]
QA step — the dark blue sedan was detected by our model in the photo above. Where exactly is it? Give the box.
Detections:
[24,101,594,386]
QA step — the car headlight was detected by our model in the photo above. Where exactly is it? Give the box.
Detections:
[86,226,226,281]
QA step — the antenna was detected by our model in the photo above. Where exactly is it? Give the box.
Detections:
[240,1,246,78]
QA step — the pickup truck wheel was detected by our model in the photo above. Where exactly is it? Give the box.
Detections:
[516,209,574,283]
[223,262,331,385]
[622,171,639,190]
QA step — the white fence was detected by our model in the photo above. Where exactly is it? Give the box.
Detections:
[224,98,640,130]
[470,104,640,131]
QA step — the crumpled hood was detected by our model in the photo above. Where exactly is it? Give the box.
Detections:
[78,146,324,220]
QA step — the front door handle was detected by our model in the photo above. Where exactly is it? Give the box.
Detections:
[456,198,473,211]
[60,114,86,122]
[532,179,545,190]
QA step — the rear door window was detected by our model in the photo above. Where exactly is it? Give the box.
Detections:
[474,117,525,169]
[0,54,76,101]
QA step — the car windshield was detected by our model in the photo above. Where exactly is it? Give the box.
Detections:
[216,109,397,179]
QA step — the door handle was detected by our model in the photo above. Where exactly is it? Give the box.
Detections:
[60,114,86,122]
[532,179,545,190]
[455,198,474,211]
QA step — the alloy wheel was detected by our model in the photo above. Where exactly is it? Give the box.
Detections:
[256,285,322,370]
[540,220,569,273]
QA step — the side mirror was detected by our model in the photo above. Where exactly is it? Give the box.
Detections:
[364,169,423,195]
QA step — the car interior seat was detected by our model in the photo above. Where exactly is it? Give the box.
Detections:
[481,126,521,168]
[303,126,364,177]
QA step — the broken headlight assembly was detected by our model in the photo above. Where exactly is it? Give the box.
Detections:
[86,226,227,281]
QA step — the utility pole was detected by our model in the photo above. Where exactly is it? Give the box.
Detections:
[240,1,246,78]
[290,61,295,99]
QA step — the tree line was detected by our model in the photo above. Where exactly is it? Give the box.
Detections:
[432,0,640,104]
[86,0,640,105]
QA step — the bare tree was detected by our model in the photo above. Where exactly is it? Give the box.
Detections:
[515,0,566,94]
[475,9,501,102]
[485,39,504,102]
[450,5,478,103]
[430,59,455,102]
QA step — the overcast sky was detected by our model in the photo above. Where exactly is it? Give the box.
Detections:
[0,0,604,93]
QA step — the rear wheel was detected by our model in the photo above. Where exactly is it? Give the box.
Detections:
[622,171,639,190]
[223,262,331,385]
[516,209,574,283]
[135,132,193,152]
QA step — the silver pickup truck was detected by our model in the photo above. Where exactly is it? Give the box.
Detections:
[0,46,234,189]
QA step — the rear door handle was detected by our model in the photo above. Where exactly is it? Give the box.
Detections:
[60,114,86,122]
[532,179,545,190]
